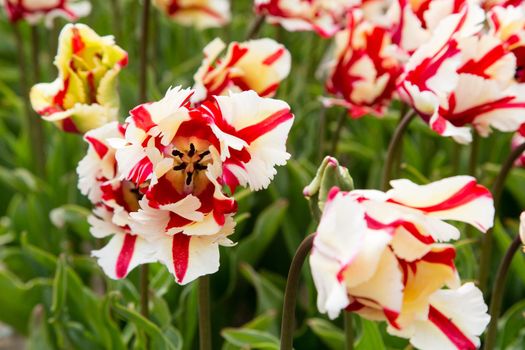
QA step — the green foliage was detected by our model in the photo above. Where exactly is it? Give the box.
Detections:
[0,0,524,348]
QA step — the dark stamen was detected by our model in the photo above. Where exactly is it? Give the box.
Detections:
[195,163,207,171]
[172,149,183,158]
[199,150,210,159]
[186,172,194,185]
[173,163,186,171]
[188,143,196,157]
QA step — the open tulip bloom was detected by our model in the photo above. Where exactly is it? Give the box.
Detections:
[254,0,355,38]
[192,37,291,103]
[398,2,525,144]
[78,87,294,284]
[152,0,230,29]
[310,176,494,350]
[2,0,91,26]
[31,23,128,133]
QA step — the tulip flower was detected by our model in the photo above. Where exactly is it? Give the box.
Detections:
[152,0,230,29]
[192,38,291,103]
[2,0,91,26]
[398,4,525,143]
[31,23,128,134]
[325,9,403,117]
[80,86,294,284]
[254,0,353,38]
[77,122,156,279]
[310,176,493,349]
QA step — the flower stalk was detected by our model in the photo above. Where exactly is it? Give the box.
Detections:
[13,22,45,177]
[478,141,525,292]
[381,109,415,191]
[245,15,265,40]
[484,234,522,350]
[198,276,212,350]
[344,312,354,350]
[280,233,315,350]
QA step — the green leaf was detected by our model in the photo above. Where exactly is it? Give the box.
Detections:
[236,200,288,266]
[27,305,55,350]
[50,255,67,321]
[240,263,284,316]
[355,319,386,350]
[498,299,525,349]
[0,269,52,334]
[307,318,345,350]
[112,295,182,350]
[221,328,279,350]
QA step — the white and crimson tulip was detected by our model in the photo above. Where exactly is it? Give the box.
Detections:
[2,0,91,26]
[325,9,402,117]
[398,3,525,143]
[81,86,294,284]
[152,0,230,29]
[77,122,157,279]
[30,24,128,134]
[254,0,354,38]
[310,176,494,349]
[192,38,291,103]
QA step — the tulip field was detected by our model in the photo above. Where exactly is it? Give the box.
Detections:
[2,0,525,349]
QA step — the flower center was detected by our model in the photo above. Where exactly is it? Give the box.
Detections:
[171,142,211,187]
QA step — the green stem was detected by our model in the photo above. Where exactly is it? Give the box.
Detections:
[13,22,45,177]
[280,233,315,350]
[380,109,415,191]
[331,110,348,156]
[469,133,480,176]
[317,106,327,163]
[109,0,123,41]
[139,0,151,103]
[344,312,354,350]
[483,234,522,350]
[245,15,265,40]
[140,265,149,318]
[198,275,212,350]
[478,141,525,292]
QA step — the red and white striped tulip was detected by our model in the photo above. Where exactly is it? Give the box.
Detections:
[310,176,493,349]
[2,0,91,26]
[193,38,291,103]
[152,0,230,29]
[254,0,356,38]
[325,9,403,117]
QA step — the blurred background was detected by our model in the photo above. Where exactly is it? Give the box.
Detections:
[0,0,524,348]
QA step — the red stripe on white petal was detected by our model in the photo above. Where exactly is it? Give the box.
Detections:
[172,233,191,284]
[115,234,138,278]
[128,156,153,184]
[428,305,477,350]
[263,48,285,65]
[237,108,293,144]
[130,104,155,132]
[389,180,491,213]
[85,136,109,159]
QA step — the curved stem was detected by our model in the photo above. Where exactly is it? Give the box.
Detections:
[245,15,265,40]
[344,312,354,350]
[280,233,315,350]
[484,235,522,350]
[198,275,212,350]
[139,0,151,103]
[331,110,348,156]
[381,109,416,191]
[478,141,525,292]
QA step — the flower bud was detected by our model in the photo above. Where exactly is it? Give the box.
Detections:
[303,156,354,219]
